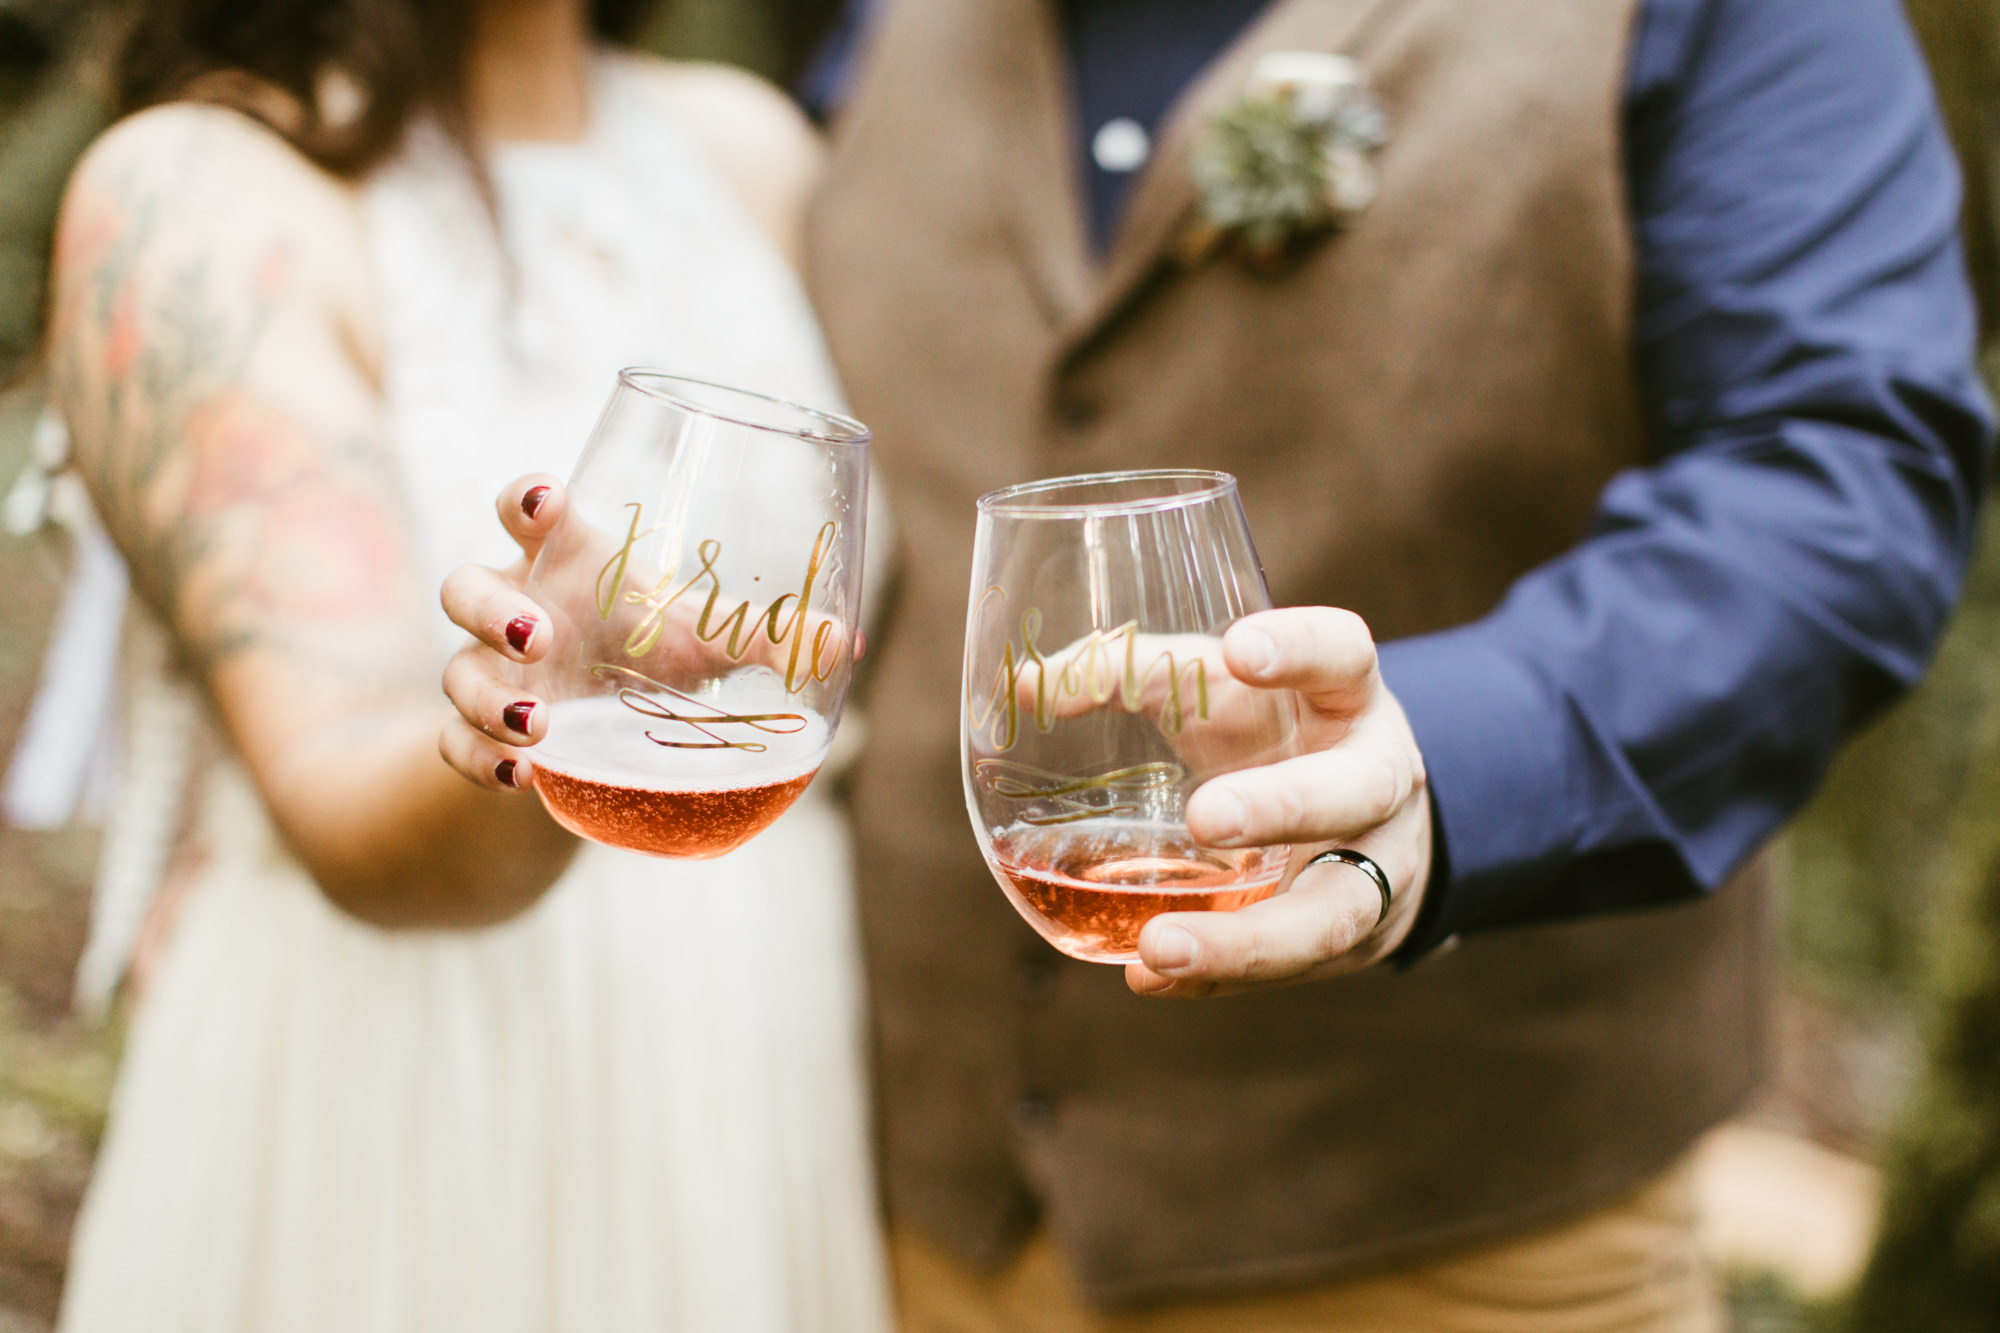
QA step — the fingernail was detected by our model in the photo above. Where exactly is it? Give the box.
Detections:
[1236,627,1277,678]
[1153,926,1199,975]
[495,759,518,788]
[505,616,537,654]
[503,701,536,736]
[521,485,551,519]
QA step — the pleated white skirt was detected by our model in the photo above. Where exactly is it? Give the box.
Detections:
[59,778,892,1333]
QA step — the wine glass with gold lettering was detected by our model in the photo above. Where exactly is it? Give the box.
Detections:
[518,369,869,858]
[962,470,1303,963]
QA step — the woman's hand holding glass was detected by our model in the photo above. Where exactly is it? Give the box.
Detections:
[434,469,820,791]
[441,371,870,861]
[439,473,568,793]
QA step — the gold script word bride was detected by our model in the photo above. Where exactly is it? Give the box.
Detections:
[593,504,844,694]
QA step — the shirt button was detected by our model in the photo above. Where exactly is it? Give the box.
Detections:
[1092,117,1150,173]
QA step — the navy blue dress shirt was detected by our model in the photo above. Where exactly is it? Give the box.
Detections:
[804,0,1995,954]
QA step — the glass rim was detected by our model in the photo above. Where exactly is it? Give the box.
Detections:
[975,469,1238,518]
[617,368,872,447]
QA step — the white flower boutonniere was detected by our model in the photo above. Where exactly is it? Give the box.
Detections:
[1182,51,1390,271]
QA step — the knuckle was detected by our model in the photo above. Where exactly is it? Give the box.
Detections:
[1323,606,1374,649]
[1316,896,1367,958]
[1266,777,1308,837]
[445,664,494,715]
[443,562,486,597]
[1361,758,1401,825]
[441,722,478,770]
[443,648,478,687]
[1312,907,1349,960]
[1226,911,1295,980]
[1297,872,1367,956]
[1231,926,1274,979]
[1311,609,1375,678]
[1174,916,1226,975]
[1395,749,1421,803]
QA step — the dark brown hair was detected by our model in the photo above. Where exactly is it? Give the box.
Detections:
[117,0,655,176]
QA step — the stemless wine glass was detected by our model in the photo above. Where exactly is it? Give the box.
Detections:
[962,470,1303,964]
[520,369,869,858]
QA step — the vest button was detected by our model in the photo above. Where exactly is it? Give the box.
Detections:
[1015,953,1058,999]
[1055,388,1099,434]
[1012,1095,1054,1131]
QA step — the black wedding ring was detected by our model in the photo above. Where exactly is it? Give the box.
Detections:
[1305,848,1393,931]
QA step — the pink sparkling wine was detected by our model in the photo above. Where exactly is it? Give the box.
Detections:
[533,696,827,859]
[988,819,1286,964]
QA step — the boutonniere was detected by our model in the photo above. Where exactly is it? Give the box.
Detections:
[1181,51,1390,272]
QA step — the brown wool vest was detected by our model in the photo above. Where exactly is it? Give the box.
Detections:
[806,0,1769,1304]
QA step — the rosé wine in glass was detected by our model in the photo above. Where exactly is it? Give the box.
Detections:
[533,696,829,859]
[988,819,1286,963]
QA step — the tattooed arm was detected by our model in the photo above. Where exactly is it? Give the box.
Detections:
[49,104,577,928]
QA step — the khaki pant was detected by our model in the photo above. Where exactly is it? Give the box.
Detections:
[893,1159,1723,1333]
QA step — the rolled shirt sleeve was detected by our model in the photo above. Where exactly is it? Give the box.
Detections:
[1383,0,1994,955]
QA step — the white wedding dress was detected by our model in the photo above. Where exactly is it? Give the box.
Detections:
[58,55,892,1333]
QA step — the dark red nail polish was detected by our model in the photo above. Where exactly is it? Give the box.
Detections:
[495,759,518,788]
[521,485,551,519]
[505,616,536,654]
[503,701,535,735]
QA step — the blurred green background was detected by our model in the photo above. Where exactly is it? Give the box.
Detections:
[1,1,1998,1329]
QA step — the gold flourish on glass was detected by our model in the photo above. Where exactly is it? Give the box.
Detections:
[962,470,1303,963]
[518,370,869,859]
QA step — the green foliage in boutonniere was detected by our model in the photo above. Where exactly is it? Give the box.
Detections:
[1183,52,1389,272]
